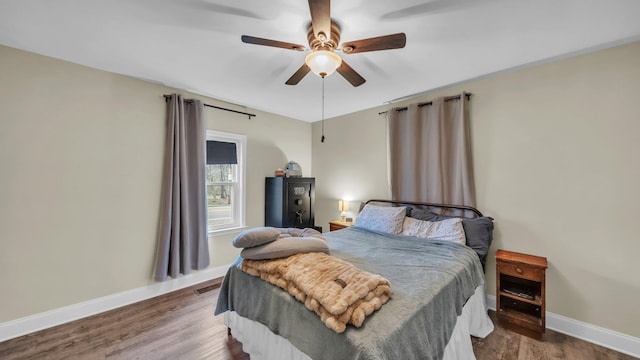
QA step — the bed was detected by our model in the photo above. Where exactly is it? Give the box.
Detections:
[215,200,495,359]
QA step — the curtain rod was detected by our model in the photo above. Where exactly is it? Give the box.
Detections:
[163,95,256,119]
[378,93,472,115]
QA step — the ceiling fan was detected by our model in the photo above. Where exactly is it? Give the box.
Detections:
[241,0,406,87]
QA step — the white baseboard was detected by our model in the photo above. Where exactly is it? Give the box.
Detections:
[0,264,231,343]
[486,295,640,358]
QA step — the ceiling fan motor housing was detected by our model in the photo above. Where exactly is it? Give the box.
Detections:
[307,21,341,51]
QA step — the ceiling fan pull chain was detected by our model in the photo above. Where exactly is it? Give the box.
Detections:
[321,77,325,143]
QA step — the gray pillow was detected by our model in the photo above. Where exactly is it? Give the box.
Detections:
[407,208,439,221]
[459,217,494,262]
[232,227,281,248]
[241,235,329,260]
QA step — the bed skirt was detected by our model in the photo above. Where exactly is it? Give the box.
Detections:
[223,284,494,360]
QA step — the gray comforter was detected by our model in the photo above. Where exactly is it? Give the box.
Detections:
[215,226,485,360]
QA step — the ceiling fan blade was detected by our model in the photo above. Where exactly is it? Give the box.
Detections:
[241,35,306,51]
[341,33,406,54]
[336,61,365,87]
[285,64,311,85]
[308,0,331,41]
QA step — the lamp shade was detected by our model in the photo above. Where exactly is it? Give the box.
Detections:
[338,200,349,212]
[305,50,342,78]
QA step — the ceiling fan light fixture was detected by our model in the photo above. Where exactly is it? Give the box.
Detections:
[305,50,342,78]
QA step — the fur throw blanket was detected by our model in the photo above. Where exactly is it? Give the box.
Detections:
[241,252,392,333]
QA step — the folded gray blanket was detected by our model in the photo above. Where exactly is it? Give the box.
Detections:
[232,226,329,260]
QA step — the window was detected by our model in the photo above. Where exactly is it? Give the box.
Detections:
[205,130,246,233]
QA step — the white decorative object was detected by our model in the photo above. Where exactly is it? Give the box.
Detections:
[284,161,302,177]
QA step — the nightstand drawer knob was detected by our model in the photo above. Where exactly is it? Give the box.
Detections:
[516,267,523,274]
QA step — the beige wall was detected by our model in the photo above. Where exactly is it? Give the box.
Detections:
[0,45,311,323]
[312,41,640,337]
[2,38,639,338]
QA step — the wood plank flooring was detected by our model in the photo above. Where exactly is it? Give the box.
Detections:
[472,312,637,360]
[0,278,636,359]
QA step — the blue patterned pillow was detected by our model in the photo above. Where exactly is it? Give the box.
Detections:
[401,217,467,245]
[408,209,494,267]
[355,204,407,234]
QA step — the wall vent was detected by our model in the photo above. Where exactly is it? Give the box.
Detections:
[194,283,220,296]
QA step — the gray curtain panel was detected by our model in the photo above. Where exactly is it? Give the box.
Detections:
[388,93,476,216]
[153,94,209,281]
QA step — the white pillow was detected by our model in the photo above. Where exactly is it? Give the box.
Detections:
[401,217,466,245]
[355,204,406,234]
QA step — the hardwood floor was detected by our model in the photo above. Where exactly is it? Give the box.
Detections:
[472,312,636,360]
[0,279,235,360]
[0,279,635,360]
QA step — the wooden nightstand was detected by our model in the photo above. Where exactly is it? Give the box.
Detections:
[329,220,353,231]
[496,249,548,339]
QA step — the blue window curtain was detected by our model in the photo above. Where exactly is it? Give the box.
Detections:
[153,94,209,281]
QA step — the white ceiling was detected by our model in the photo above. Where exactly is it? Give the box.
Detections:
[1,0,640,122]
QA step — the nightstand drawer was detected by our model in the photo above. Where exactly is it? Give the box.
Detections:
[498,262,543,282]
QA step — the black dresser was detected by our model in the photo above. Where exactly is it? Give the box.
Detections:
[265,177,319,231]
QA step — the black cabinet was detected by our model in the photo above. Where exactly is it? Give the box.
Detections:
[265,177,317,230]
